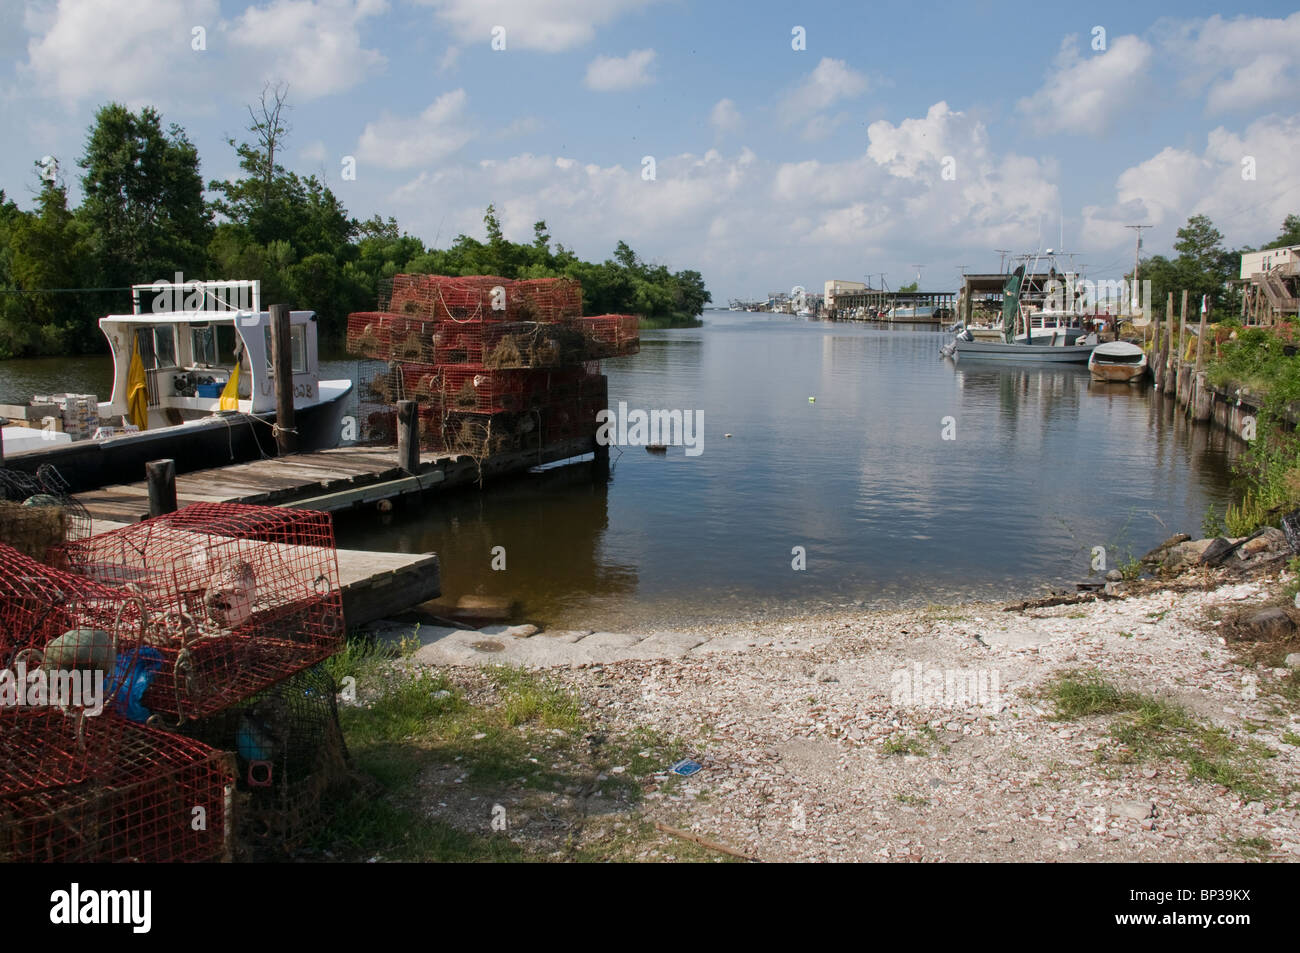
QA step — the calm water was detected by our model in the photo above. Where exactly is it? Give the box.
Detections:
[0,312,1241,628]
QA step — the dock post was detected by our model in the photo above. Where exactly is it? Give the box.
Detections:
[269,303,299,456]
[1152,304,1163,390]
[592,374,610,481]
[1170,291,1180,392]
[397,400,419,474]
[1192,298,1211,421]
[146,458,177,517]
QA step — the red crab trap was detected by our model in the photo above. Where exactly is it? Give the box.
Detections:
[171,665,349,855]
[0,541,151,798]
[345,311,436,363]
[0,723,234,863]
[57,503,345,723]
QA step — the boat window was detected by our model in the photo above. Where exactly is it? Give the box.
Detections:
[216,325,239,365]
[154,325,177,368]
[263,324,310,374]
[192,326,217,366]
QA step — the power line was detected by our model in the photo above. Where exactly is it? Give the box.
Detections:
[994,250,1012,273]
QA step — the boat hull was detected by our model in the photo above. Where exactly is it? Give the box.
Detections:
[1088,342,1149,382]
[4,382,354,493]
[953,340,1095,363]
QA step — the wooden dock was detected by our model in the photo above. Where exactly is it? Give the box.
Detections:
[74,437,597,523]
[76,436,597,626]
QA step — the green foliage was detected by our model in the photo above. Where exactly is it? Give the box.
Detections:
[896,281,919,293]
[0,92,709,357]
[1132,214,1241,317]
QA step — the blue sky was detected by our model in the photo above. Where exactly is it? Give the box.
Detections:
[3,0,1300,300]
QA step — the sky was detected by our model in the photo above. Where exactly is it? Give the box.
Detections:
[3,0,1300,302]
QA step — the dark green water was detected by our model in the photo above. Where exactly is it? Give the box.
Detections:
[0,312,1240,629]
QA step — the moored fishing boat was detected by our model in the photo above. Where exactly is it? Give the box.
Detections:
[1088,341,1148,383]
[943,264,1098,363]
[1,279,353,491]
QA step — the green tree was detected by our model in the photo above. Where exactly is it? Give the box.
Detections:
[6,176,92,355]
[77,103,210,288]
[1270,214,1300,249]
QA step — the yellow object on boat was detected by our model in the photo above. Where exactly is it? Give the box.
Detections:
[219,360,241,411]
[126,337,149,431]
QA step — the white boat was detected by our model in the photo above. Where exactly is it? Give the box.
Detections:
[1088,341,1148,383]
[944,265,1098,364]
[5,280,353,491]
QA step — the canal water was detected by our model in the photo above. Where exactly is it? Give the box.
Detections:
[0,311,1241,629]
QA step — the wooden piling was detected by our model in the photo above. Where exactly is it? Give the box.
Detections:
[268,303,299,456]
[1152,302,1163,390]
[1170,291,1180,392]
[396,400,419,475]
[1176,290,1188,398]
[1192,298,1211,421]
[146,458,177,517]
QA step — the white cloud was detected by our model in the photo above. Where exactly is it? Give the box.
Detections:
[299,140,329,162]
[1159,13,1300,115]
[379,102,1058,299]
[417,0,660,53]
[355,89,475,169]
[778,57,868,125]
[21,0,220,106]
[17,0,385,106]
[710,98,741,135]
[1081,112,1300,252]
[227,0,388,101]
[1017,33,1152,135]
[583,49,655,91]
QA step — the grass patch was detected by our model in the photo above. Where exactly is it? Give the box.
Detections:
[1045,670,1144,719]
[882,726,941,757]
[1045,672,1279,799]
[1231,835,1273,861]
[1282,731,1300,746]
[321,657,699,862]
[895,793,930,806]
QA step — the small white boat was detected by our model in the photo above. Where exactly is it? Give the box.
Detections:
[1088,341,1148,383]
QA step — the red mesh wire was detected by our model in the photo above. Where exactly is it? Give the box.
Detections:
[380,275,513,322]
[0,542,149,797]
[578,314,640,357]
[434,322,484,364]
[0,723,232,862]
[345,312,436,363]
[508,278,584,323]
[436,366,529,414]
[57,503,344,722]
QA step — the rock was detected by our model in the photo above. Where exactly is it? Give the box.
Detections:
[1284,652,1300,669]
[1162,538,1215,571]
[1105,569,1123,582]
[1142,534,1190,563]
[1239,607,1296,641]
[1111,800,1154,821]
[1198,536,1235,567]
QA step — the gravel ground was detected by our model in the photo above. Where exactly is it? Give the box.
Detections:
[399,562,1300,862]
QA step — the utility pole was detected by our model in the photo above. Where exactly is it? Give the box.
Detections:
[995,250,1012,273]
[1125,224,1152,315]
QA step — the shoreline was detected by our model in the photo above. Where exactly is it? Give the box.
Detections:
[346,536,1300,862]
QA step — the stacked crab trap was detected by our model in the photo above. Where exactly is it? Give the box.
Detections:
[0,497,350,860]
[346,274,634,457]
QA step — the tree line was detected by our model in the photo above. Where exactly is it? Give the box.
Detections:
[0,89,711,360]
[1130,213,1300,318]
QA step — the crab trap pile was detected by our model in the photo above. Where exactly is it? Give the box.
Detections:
[0,541,234,861]
[346,274,633,457]
[1,500,354,861]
